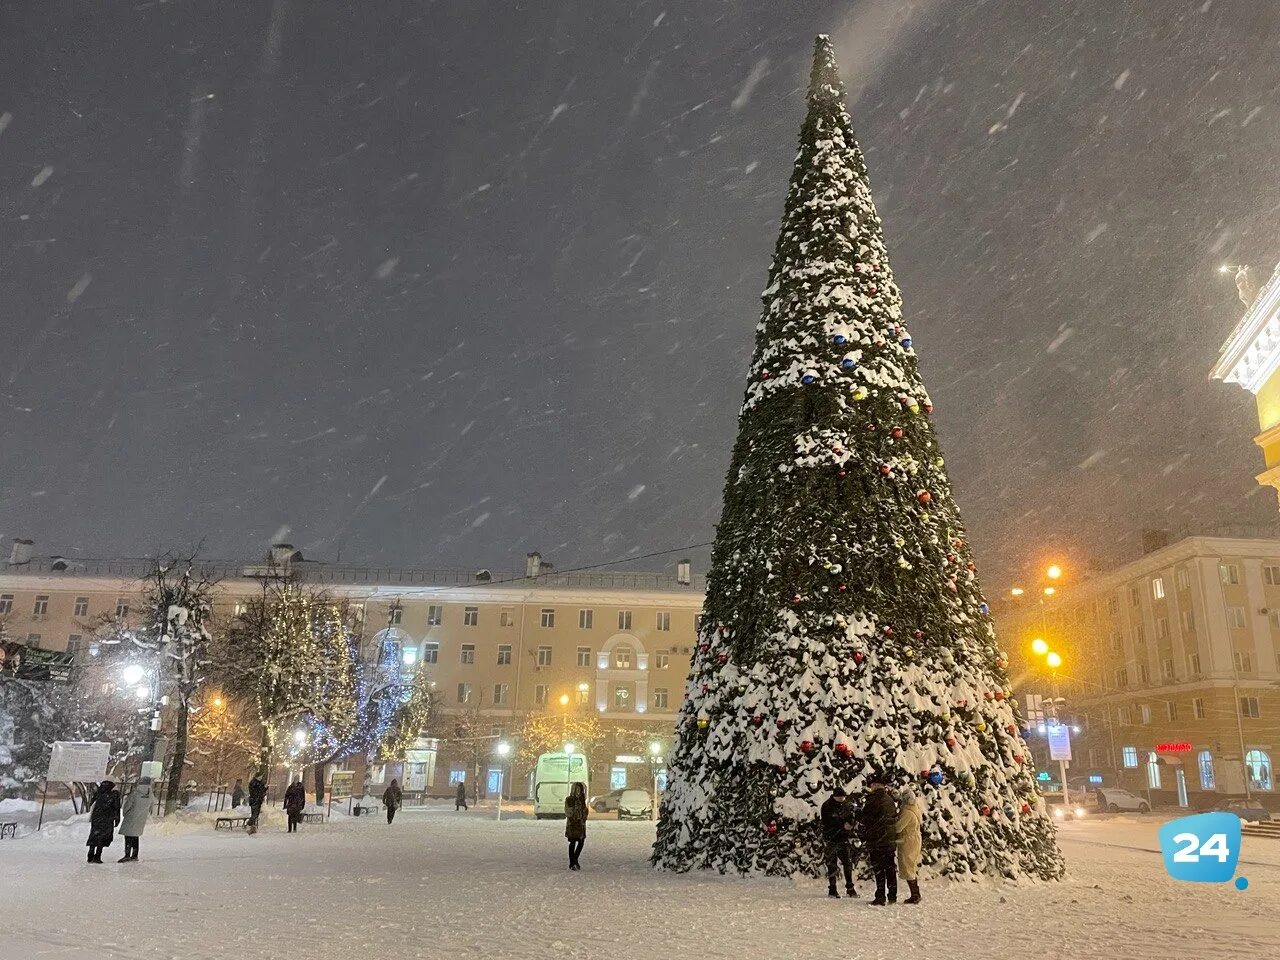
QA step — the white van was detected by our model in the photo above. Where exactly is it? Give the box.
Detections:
[533,751,589,819]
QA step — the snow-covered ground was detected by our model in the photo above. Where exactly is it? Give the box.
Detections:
[1,809,1277,959]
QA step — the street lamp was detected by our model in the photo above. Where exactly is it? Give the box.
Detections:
[1030,643,1070,805]
[1045,651,1063,670]
[494,741,511,821]
[121,664,145,686]
[1030,637,1049,656]
[648,742,663,821]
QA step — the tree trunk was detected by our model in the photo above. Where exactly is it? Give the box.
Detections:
[313,763,326,806]
[164,699,191,816]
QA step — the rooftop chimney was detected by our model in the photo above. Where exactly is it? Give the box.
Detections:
[526,552,543,578]
[8,539,33,566]
[677,558,692,586]
[270,543,301,569]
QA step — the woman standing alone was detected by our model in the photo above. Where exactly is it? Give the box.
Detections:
[564,782,588,871]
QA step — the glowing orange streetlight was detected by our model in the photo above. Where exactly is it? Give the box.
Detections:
[1045,651,1063,670]
[1030,637,1049,656]
[1046,565,1062,581]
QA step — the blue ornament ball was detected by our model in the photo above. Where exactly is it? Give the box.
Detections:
[902,337,913,348]
[801,374,816,385]
[978,602,990,615]
[1003,805,1016,818]
[833,334,847,344]
[841,358,856,369]
[927,770,944,786]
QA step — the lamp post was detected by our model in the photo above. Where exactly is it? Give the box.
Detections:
[648,741,662,821]
[1030,643,1070,806]
[494,741,511,821]
[1010,563,1064,636]
[559,692,571,740]
[122,662,162,779]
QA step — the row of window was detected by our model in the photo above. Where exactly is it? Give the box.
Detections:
[417,641,673,670]
[0,594,129,619]
[384,603,681,632]
[1113,695,1261,725]
[1110,646,1277,690]
[455,681,672,710]
[1119,746,1273,792]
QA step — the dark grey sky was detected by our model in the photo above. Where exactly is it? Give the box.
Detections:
[2,0,1278,584]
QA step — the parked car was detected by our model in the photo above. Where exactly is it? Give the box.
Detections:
[1096,787,1150,813]
[1041,792,1088,821]
[1216,798,1273,823]
[616,790,653,820]
[589,788,626,813]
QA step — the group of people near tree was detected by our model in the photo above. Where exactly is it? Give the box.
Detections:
[84,779,150,863]
[820,780,923,904]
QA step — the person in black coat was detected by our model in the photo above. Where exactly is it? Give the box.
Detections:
[283,778,306,833]
[231,778,245,809]
[383,779,403,825]
[85,780,122,864]
[455,780,468,811]
[247,773,268,832]
[858,779,899,905]
[820,786,857,898]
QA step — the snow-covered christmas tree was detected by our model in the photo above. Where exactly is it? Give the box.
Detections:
[652,36,1064,881]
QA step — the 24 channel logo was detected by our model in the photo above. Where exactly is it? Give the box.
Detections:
[1157,812,1248,890]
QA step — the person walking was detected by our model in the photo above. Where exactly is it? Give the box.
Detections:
[117,779,151,862]
[820,786,857,898]
[896,789,924,904]
[564,782,588,870]
[858,778,898,905]
[284,778,306,833]
[231,778,245,809]
[247,773,267,833]
[383,779,403,825]
[85,780,121,864]
[455,780,468,811]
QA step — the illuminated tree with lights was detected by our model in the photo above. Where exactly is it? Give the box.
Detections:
[652,36,1064,881]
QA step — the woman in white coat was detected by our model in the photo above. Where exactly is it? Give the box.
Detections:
[118,779,151,863]
[896,789,923,904]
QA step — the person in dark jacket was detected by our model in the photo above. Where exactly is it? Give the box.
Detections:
[820,786,857,898]
[85,780,121,864]
[247,773,268,832]
[283,778,306,833]
[231,778,245,809]
[383,779,403,824]
[858,779,899,905]
[455,780,468,811]
[564,782,589,870]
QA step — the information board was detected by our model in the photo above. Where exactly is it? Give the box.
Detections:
[47,741,110,782]
[330,771,355,801]
[1046,722,1072,762]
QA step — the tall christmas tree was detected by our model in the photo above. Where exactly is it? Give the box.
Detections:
[652,36,1064,881]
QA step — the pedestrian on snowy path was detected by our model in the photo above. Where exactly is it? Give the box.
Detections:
[455,780,468,811]
[231,778,245,809]
[858,778,898,905]
[564,781,588,870]
[247,773,267,832]
[896,789,923,904]
[284,778,306,833]
[383,779,403,824]
[85,780,121,864]
[820,786,857,898]
[117,779,151,862]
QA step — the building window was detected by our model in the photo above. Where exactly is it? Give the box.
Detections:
[428,605,443,625]
[1134,623,1145,644]
[497,644,512,666]
[1187,652,1201,675]
[1246,750,1273,791]
[575,687,590,706]
[537,646,552,667]
[422,642,439,664]
[1109,630,1122,652]
[1118,705,1132,726]
[114,599,129,619]
[1146,752,1162,790]
[1106,596,1119,615]
[1220,563,1240,585]
[1193,697,1206,720]
[534,684,548,706]
[66,634,83,656]
[460,644,476,665]
[1140,704,1152,725]
[1181,610,1196,633]
[449,769,466,786]
[464,606,479,627]
[540,608,556,628]
[33,595,49,616]
[25,633,41,647]
[500,607,514,628]
[1176,567,1191,591]
[1114,667,1129,689]
[1166,701,1177,722]
[653,688,669,709]
[1122,746,1139,768]
[1233,650,1254,673]
[1129,585,1141,607]
[618,610,632,631]
[577,646,591,667]
[578,609,593,629]
[656,611,671,632]
[388,607,403,625]
[613,686,631,709]
[1155,617,1169,639]
[493,683,509,705]
[1264,565,1280,586]
[1240,696,1261,719]
[1227,606,1247,629]
[614,646,633,669]
[1161,658,1175,681]
[1199,751,1216,791]
[656,650,670,669]
[73,597,89,617]
[457,683,472,704]
[1136,663,1150,684]
[0,594,12,614]
[1152,577,1165,600]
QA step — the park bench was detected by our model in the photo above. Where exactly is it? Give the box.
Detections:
[214,816,251,831]
[1,822,17,839]
[352,801,381,817]
[302,812,326,825]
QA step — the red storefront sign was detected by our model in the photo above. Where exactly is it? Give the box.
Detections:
[1155,741,1192,754]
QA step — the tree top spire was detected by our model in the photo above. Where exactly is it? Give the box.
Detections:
[808,34,845,104]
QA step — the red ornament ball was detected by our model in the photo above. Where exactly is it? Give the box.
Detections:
[891,427,904,439]
[966,562,976,571]
[1021,803,1031,814]
[835,743,851,756]
[791,594,802,605]
[924,402,934,414]
[853,652,865,663]
[752,714,763,727]
[1014,754,1025,764]
[994,691,1007,701]
[880,464,892,476]
[980,805,992,817]
[717,654,728,664]
[882,625,894,635]
[766,822,779,835]
[945,737,957,748]
[800,740,814,753]
[1006,724,1017,735]
[913,629,923,639]
[838,583,847,592]
[917,490,933,504]
[838,470,847,478]
[698,643,709,653]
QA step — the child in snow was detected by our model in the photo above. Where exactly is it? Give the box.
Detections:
[896,789,923,904]
[564,782,589,870]
[117,779,151,862]
[85,780,121,864]
[858,778,898,905]
[820,786,857,898]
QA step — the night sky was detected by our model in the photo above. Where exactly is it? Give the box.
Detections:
[3,0,1279,585]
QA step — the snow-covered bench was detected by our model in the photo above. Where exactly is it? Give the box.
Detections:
[352,801,381,817]
[302,812,325,825]
[0,822,16,839]
[214,816,251,831]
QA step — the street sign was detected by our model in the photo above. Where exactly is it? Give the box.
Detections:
[330,771,355,801]
[47,741,110,783]
[1156,741,1192,754]
[1046,722,1072,761]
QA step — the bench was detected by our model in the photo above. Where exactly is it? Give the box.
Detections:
[302,812,326,825]
[1,822,16,839]
[352,801,381,817]
[214,816,251,831]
